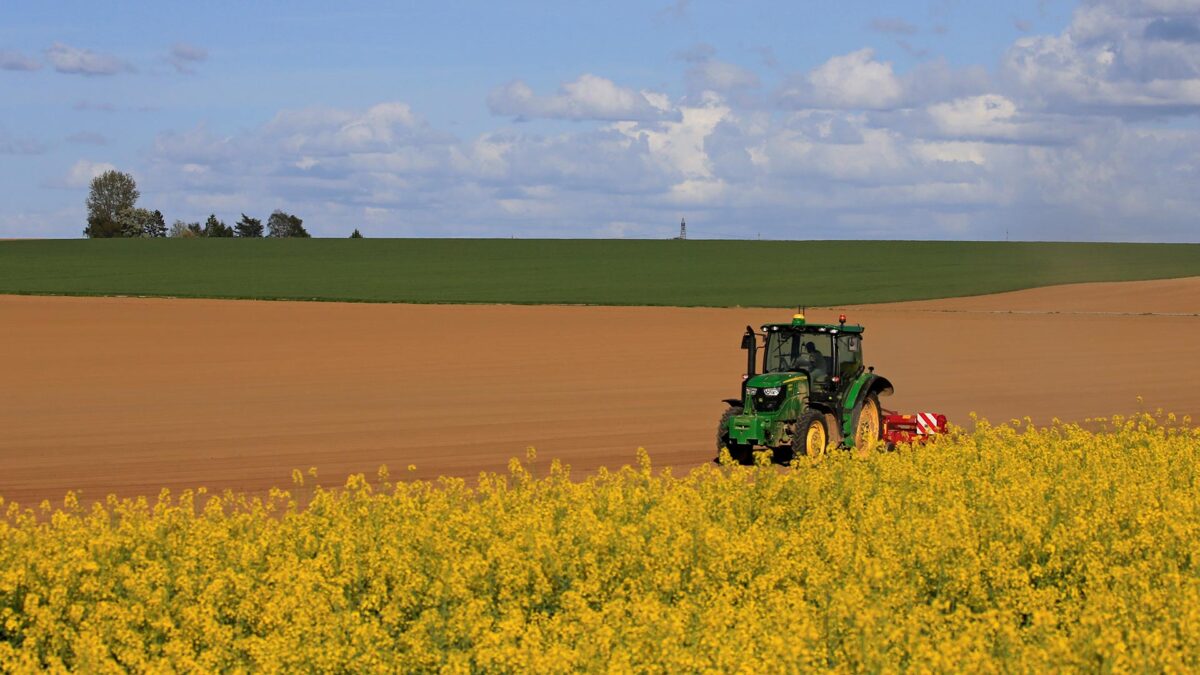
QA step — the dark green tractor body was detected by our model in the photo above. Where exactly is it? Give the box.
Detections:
[717,313,893,463]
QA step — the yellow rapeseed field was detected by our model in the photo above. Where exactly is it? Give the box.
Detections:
[2,412,1199,672]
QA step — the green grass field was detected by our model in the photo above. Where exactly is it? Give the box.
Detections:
[1,239,1198,307]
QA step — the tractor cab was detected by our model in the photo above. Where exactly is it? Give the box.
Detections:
[743,312,864,393]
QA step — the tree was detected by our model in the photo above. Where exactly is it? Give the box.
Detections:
[84,170,140,238]
[169,219,199,237]
[202,214,233,237]
[145,210,167,238]
[187,222,203,237]
[113,207,159,238]
[266,210,310,238]
[349,228,363,238]
[234,214,263,238]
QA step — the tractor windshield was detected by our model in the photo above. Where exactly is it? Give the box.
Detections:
[763,330,832,379]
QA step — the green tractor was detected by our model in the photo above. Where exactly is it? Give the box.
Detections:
[716,311,894,464]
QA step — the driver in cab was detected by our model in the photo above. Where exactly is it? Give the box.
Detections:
[800,341,827,380]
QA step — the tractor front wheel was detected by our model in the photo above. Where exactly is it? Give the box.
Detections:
[789,411,829,463]
[716,406,753,465]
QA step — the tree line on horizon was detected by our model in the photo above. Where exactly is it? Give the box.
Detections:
[83,170,363,239]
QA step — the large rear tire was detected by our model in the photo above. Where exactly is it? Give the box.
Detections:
[788,411,829,463]
[852,393,882,451]
[716,406,753,465]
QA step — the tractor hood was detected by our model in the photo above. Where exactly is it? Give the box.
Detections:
[745,372,807,389]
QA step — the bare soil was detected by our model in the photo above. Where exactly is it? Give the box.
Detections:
[3,277,1198,504]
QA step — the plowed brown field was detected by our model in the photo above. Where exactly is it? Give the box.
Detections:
[3,277,1199,504]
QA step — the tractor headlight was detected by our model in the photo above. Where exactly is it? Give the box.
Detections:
[763,387,782,397]
[745,387,758,396]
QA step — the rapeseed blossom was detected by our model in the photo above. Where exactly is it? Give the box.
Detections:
[1,412,1198,671]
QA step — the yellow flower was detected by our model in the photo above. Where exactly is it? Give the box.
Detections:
[0,410,1197,671]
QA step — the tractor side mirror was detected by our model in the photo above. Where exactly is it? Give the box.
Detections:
[741,326,758,379]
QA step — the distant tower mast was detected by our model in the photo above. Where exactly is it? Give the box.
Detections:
[680,217,687,240]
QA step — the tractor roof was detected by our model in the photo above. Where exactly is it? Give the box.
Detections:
[760,322,864,335]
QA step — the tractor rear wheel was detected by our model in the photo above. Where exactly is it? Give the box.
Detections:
[716,406,752,465]
[789,411,829,463]
[852,393,883,451]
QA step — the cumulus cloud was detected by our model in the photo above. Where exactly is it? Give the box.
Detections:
[45,43,132,76]
[136,78,1200,241]
[168,42,208,74]
[488,75,677,122]
[107,1,1200,241]
[613,93,732,196]
[675,45,761,99]
[902,58,992,104]
[1003,0,1200,114]
[150,104,469,225]
[264,101,440,153]
[927,95,1023,139]
[63,159,118,188]
[1144,16,1200,43]
[686,60,761,93]
[779,49,905,110]
[144,98,709,235]
[0,49,41,71]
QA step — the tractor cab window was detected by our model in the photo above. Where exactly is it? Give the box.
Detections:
[763,330,832,380]
[836,334,864,381]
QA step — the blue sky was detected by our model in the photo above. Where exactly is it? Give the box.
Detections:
[1,0,1197,240]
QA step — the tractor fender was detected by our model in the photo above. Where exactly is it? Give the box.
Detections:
[805,399,836,418]
[866,375,894,399]
[841,374,895,439]
[722,398,742,407]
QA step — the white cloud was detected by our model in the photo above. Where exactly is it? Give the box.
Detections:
[0,49,40,71]
[927,95,1021,139]
[45,42,132,76]
[617,94,729,178]
[686,60,761,93]
[168,42,208,74]
[902,59,991,104]
[64,159,118,188]
[261,101,434,156]
[488,74,677,122]
[108,4,1200,242]
[0,207,82,238]
[1003,0,1200,113]
[910,140,990,165]
[131,81,1200,241]
[152,124,239,166]
[780,49,905,110]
